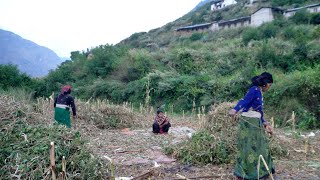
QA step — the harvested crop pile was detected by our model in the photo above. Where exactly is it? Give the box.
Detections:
[0,95,108,179]
[75,99,151,129]
[32,97,151,129]
[165,102,288,165]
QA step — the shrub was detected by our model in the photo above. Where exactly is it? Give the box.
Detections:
[175,49,199,74]
[190,32,204,41]
[293,41,308,63]
[265,66,320,125]
[312,26,320,38]
[242,27,262,45]
[260,23,279,39]
[310,13,320,25]
[256,43,277,68]
[290,9,311,24]
[0,64,34,90]
[282,25,297,40]
[86,45,122,78]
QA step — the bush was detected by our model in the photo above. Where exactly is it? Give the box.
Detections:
[265,66,320,125]
[282,25,313,42]
[293,41,308,63]
[256,43,277,68]
[0,64,34,90]
[86,45,123,78]
[260,23,279,39]
[242,27,261,45]
[290,9,311,24]
[175,49,200,74]
[312,26,320,38]
[190,32,204,41]
[310,13,320,25]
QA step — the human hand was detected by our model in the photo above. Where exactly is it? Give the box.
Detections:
[265,124,273,135]
[229,109,237,117]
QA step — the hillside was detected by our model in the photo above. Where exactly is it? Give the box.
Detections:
[120,0,320,48]
[30,0,320,127]
[0,29,63,77]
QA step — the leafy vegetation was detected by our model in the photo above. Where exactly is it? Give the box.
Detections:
[0,64,35,90]
[3,0,320,129]
[164,130,234,165]
[1,1,319,176]
[0,120,107,179]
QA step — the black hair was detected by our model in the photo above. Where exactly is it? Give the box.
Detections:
[157,107,163,114]
[251,72,273,87]
[64,89,71,95]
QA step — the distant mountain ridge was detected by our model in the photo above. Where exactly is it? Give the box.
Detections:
[0,29,63,77]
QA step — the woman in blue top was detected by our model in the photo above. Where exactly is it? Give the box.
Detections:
[229,72,275,180]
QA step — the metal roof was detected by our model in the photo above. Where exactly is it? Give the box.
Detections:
[218,16,251,26]
[176,22,213,31]
[251,7,284,15]
[285,3,320,13]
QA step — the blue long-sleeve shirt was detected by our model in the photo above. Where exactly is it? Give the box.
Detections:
[233,86,265,123]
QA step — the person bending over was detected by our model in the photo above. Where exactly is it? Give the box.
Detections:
[153,109,171,134]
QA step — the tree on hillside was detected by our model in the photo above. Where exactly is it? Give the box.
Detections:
[0,64,33,90]
[290,9,311,24]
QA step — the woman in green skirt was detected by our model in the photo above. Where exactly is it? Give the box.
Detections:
[54,85,76,128]
[229,72,274,180]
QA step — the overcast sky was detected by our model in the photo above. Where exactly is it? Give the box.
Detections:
[0,0,200,57]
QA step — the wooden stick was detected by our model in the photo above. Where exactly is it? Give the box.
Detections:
[58,172,63,180]
[257,155,274,180]
[50,142,57,180]
[176,174,190,180]
[304,138,309,160]
[132,169,154,180]
[271,117,274,128]
[103,156,114,179]
[173,175,222,180]
[115,150,141,154]
[62,156,66,180]
[292,111,295,131]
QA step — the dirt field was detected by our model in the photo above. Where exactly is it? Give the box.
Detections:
[75,116,320,180]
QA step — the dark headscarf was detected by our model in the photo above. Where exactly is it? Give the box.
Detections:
[61,85,72,95]
[251,72,273,87]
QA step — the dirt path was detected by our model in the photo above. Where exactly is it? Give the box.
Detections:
[76,120,320,179]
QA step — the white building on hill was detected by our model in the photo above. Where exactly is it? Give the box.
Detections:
[251,7,283,27]
[177,7,282,32]
[177,3,320,33]
[211,0,237,11]
[284,3,320,18]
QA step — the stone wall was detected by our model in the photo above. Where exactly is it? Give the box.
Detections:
[251,8,274,27]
